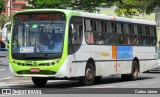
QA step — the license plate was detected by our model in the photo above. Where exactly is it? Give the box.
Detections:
[30,68,40,72]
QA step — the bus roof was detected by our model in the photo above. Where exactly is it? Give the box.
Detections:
[80,12,156,25]
[15,9,156,25]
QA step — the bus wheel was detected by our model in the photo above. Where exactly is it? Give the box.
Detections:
[121,61,139,81]
[79,63,95,86]
[32,77,48,87]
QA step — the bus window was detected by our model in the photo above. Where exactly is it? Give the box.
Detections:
[116,22,122,33]
[85,19,94,44]
[85,19,92,31]
[142,25,146,35]
[85,32,94,44]
[133,25,138,35]
[106,21,113,33]
[95,21,101,32]
[153,27,156,36]
[101,21,105,32]
[146,26,149,35]
[149,26,155,36]
[129,24,134,34]
[133,36,140,45]
[117,34,125,45]
[148,26,156,46]
[95,32,105,44]
[138,25,142,35]
[125,35,131,45]
[123,24,129,34]
[149,37,156,46]
[69,17,83,54]
[141,36,147,46]
[94,20,106,45]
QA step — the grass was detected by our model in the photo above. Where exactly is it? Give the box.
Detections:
[100,9,155,21]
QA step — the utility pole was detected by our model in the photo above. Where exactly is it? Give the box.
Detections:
[4,0,11,48]
[5,0,11,22]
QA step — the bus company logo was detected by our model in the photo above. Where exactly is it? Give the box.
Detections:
[2,89,11,95]
[1,89,42,95]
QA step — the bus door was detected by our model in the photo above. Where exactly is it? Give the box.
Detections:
[68,17,83,61]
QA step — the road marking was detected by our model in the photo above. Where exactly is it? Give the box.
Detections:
[76,85,116,88]
[94,86,116,88]
[0,68,6,71]
[0,94,11,96]
[143,82,157,85]
[0,77,12,81]
[0,83,32,86]
[122,84,138,87]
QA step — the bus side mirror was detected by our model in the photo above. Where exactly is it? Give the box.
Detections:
[2,22,11,46]
[2,26,9,46]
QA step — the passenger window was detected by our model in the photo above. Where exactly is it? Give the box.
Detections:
[133,36,140,45]
[106,22,113,33]
[142,26,146,35]
[146,26,149,35]
[117,34,125,45]
[116,23,122,33]
[149,37,156,46]
[123,24,129,34]
[85,19,94,44]
[125,35,132,45]
[149,26,156,36]
[95,21,101,32]
[138,25,142,35]
[85,31,94,44]
[68,17,83,54]
[129,24,134,34]
[85,19,92,31]
[141,36,147,46]
[133,25,138,35]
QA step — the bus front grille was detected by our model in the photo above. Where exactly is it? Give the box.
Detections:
[17,70,56,75]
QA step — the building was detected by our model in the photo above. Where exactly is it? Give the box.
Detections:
[1,0,27,16]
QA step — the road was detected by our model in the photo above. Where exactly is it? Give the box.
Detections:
[0,61,160,95]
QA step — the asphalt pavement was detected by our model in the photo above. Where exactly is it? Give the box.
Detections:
[0,61,160,96]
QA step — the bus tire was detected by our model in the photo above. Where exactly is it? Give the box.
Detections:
[32,77,48,87]
[121,61,139,81]
[79,63,95,86]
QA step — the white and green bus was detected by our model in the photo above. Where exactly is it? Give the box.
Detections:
[4,9,158,86]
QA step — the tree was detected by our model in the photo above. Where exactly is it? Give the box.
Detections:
[0,0,5,14]
[0,15,12,28]
[71,0,102,12]
[106,0,160,18]
[26,0,71,9]
[0,15,6,28]
[26,0,103,12]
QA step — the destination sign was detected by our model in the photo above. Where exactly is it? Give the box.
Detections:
[14,12,65,21]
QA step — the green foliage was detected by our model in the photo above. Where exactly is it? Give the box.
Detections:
[111,0,160,18]
[0,0,5,13]
[27,0,71,9]
[71,0,102,12]
[0,15,6,28]
[0,15,12,28]
[26,0,103,12]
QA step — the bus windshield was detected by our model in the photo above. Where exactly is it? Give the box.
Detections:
[12,12,66,59]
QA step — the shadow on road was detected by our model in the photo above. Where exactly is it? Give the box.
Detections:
[8,75,156,89]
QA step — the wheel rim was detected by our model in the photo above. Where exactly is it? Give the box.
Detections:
[85,68,93,81]
[133,62,138,77]
[133,69,138,77]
